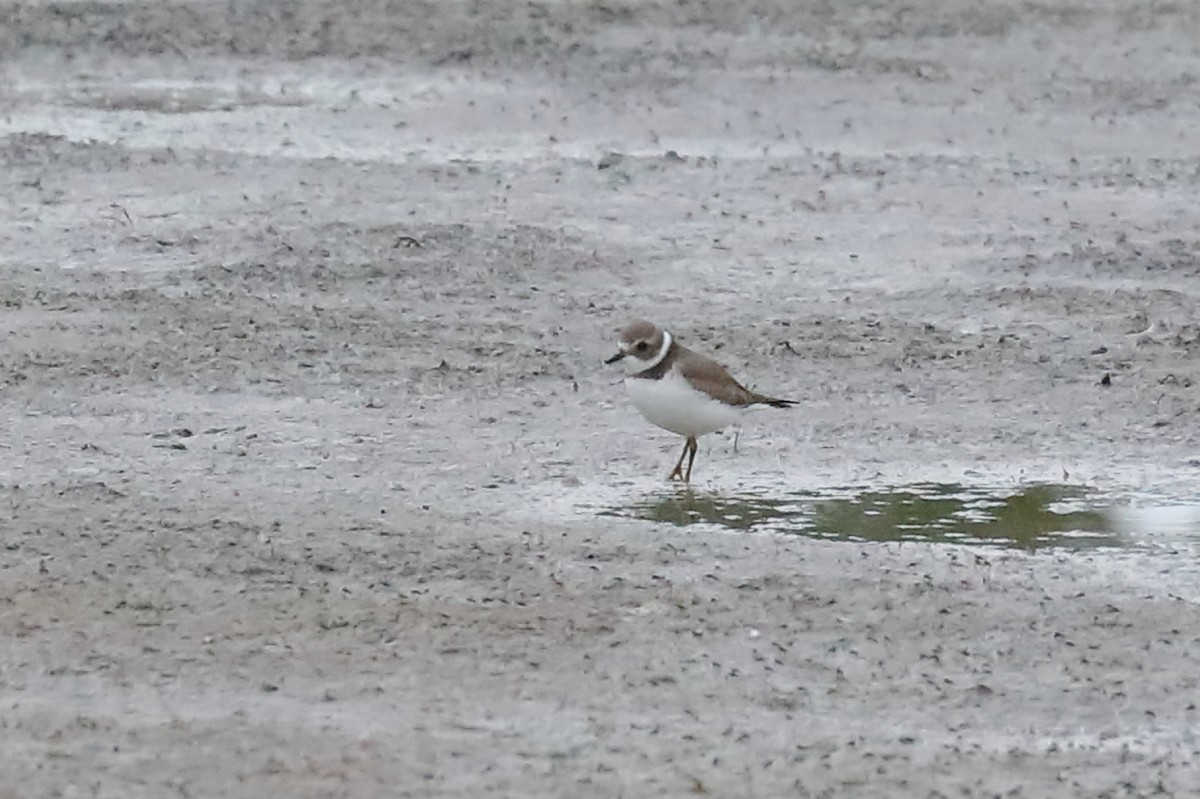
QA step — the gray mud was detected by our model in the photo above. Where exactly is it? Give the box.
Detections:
[3,1,1200,796]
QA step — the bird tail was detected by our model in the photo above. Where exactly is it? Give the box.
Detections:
[753,394,795,408]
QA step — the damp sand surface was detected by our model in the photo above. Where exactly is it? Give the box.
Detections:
[3,1,1200,796]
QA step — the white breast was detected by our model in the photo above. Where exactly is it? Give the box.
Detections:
[624,371,742,437]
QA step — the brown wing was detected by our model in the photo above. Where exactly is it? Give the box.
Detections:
[676,347,794,408]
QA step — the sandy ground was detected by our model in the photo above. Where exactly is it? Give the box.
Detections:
[3,1,1200,796]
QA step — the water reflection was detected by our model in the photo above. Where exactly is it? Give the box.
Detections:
[604,483,1129,550]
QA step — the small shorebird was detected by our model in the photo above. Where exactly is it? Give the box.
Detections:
[605,319,794,482]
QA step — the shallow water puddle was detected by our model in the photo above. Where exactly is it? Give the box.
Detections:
[601,483,1200,550]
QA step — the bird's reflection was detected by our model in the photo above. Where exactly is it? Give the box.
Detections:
[605,483,1127,550]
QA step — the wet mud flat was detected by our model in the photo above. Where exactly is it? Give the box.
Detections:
[3,1,1200,797]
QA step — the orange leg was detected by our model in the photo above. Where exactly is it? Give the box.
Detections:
[683,436,698,482]
[668,437,690,481]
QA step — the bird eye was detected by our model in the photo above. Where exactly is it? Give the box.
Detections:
[635,341,649,353]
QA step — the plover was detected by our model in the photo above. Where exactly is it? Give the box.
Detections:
[605,319,794,482]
